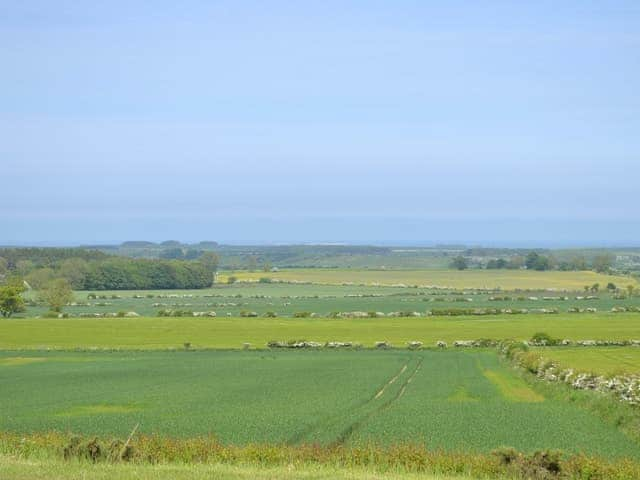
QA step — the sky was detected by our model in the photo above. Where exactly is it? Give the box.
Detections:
[1,1,639,246]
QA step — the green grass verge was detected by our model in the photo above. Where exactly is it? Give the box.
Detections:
[0,454,483,480]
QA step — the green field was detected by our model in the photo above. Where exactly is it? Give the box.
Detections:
[1,350,638,459]
[219,268,637,291]
[2,313,640,350]
[536,347,640,376]
[17,281,640,319]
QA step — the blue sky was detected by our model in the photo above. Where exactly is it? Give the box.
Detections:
[1,1,639,245]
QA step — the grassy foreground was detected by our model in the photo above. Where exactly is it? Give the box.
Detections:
[2,313,640,349]
[0,454,478,480]
[218,268,637,291]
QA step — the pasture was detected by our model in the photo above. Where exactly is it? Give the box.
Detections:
[2,313,640,350]
[18,281,640,319]
[538,347,640,376]
[218,268,637,291]
[1,350,639,459]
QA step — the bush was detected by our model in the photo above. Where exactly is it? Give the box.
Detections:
[531,332,558,346]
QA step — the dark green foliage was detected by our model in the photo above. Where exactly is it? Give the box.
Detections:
[0,282,26,317]
[159,247,185,259]
[450,256,468,270]
[486,258,508,269]
[526,252,552,271]
[0,248,107,270]
[83,259,212,290]
[530,332,559,346]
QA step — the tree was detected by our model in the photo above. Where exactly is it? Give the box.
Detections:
[199,252,220,272]
[592,254,614,273]
[627,285,636,297]
[525,252,551,271]
[0,282,26,317]
[507,256,524,269]
[159,248,185,260]
[606,282,617,291]
[184,249,202,260]
[0,257,8,276]
[58,258,89,289]
[591,283,600,293]
[15,259,34,276]
[24,268,56,290]
[569,256,588,271]
[486,259,508,269]
[38,278,74,312]
[247,255,258,272]
[450,256,468,270]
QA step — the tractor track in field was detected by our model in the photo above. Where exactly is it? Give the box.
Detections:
[286,358,416,445]
[330,356,423,447]
[374,364,408,399]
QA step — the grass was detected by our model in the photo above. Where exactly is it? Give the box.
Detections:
[481,370,544,403]
[2,313,640,350]
[0,454,483,480]
[218,268,637,291]
[535,347,640,376]
[20,281,640,319]
[1,350,639,458]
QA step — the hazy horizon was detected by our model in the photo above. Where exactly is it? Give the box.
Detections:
[2,2,639,245]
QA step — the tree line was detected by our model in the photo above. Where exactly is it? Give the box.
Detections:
[450,252,615,272]
[0,249,218,291]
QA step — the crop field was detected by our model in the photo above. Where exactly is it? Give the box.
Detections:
[217,268,637,291]
[537,347,640,376]
[3,313,640,350]
[18,281,640,319]
[1,349,639,459]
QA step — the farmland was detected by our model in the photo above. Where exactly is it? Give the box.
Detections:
[18,279,640,320]
[4,263,640,478]
[217,268,636,291]
[3,312,640,350]
[1,349,639,460]
[536,347,640,376]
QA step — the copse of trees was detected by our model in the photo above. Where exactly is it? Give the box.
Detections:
[83,258,213,290]
[0,248,107,269]
[2,249,215,291]
[450,256,468,270]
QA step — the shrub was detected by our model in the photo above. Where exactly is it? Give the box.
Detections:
[531,332,558,346]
